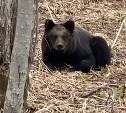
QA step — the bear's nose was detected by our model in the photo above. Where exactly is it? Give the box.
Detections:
[57,44,64,51]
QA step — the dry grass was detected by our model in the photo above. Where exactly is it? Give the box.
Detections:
[26,0,126,113]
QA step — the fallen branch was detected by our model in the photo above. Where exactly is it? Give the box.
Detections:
[81,85,104,98]
[44,0,55,22]
[111,18,125,49]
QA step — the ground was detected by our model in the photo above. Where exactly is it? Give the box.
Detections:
[27,0,126,113]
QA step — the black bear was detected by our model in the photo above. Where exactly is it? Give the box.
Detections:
[42,19,111,73]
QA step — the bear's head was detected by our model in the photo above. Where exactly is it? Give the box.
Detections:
[44,19,75,54]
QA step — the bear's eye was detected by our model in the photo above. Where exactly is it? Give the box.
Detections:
[52,34,57,39]
[62,35,68,40]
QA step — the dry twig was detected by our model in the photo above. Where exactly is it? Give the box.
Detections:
[44,0,55,22]
[111,18,125,49]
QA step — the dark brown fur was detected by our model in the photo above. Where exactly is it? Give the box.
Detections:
[42,19,111,73]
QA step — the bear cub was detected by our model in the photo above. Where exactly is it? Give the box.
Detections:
[42,19,111,73]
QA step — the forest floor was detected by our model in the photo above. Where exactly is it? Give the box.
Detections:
[27,0,126,113]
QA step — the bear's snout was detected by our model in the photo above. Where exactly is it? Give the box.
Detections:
[56,43,64,51]
[54,37,66,52]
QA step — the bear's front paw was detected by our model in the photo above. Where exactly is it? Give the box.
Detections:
[80,60,92,73]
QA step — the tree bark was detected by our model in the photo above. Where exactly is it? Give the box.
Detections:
[3,0,34,112]
[0,0,17,109]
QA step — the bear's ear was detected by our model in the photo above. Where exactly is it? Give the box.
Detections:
[64,20,75,32]
[45,19,55,32]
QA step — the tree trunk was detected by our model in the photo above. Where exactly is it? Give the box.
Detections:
[0,0,17,109]
[0,0,37,112]
[3,0,34,112]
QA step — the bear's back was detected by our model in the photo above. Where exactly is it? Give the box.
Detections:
[72,26,93,56]
[67,26,93,65]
